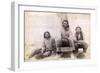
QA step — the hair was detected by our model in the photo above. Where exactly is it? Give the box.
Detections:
[62,20,69,28]
[75,26,82,31]
[75,26,83,40]
[44,31,51,39]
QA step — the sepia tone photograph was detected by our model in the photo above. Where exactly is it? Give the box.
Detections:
[24,11,90,62]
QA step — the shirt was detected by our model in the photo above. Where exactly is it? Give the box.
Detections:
[43,38,52,50]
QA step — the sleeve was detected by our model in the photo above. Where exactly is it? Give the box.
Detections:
[42,40,46,49]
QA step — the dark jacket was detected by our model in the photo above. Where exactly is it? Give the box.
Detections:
[75,32,83,41]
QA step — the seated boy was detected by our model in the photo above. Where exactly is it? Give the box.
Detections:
[29,31,56,59]
[73,26,88,53]
[57,20,74,56]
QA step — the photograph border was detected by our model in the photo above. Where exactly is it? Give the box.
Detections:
[11,2,97,71]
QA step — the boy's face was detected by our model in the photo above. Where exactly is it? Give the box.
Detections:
[63,21,68,27]
[45,33,50,38]
[62,21,69,31]
[76,28,81,32]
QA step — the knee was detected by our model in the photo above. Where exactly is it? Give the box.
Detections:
[83,42,88,49]
[57,39,62,47]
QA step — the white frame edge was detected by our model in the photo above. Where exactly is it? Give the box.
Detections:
[11,2,97,71]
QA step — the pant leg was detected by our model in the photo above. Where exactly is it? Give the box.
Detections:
[73,43,79,53]
[75,41,88,53]
[81,42,88,52]
[29,49,41,58]
[42,50,52,57]
[57,39,62,47]
[57,39,71,47]
[52,47,57,55]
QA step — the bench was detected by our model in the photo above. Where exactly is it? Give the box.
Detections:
[57,47,74,53]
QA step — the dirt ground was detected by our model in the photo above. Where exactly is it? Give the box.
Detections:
[24,45,90,62]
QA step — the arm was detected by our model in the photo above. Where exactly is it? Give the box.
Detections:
[42,40,46,53]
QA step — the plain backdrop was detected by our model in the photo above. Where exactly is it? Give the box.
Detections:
[24,12,91,61]
[0,0,100,73]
